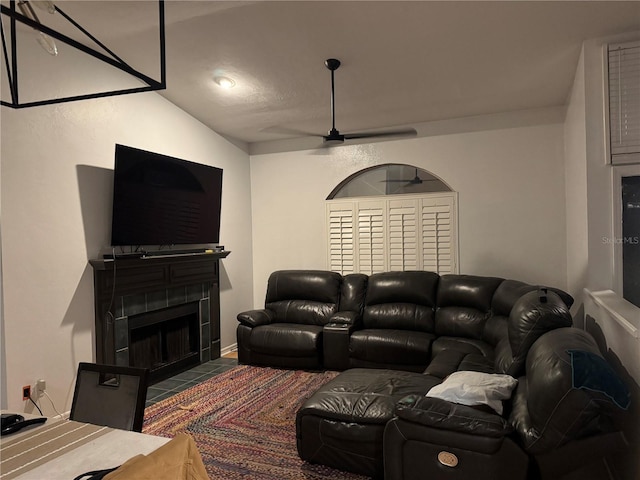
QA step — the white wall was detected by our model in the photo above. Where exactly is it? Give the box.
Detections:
[579,32,640,387]
[564,48,589,319]
[250,122,567,306]
[1,92,254,413]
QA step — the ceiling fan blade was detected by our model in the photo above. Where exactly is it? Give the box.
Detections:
[343,128,417,140]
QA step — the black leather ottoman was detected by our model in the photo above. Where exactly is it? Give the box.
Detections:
[296,368,440,478]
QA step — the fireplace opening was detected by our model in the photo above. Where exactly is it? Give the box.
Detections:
[128,302,200,384]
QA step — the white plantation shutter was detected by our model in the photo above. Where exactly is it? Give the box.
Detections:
[326,193,458,275]
[327,203,355,274]
[388,199,419,271]
[422,195,456,274]
[357,201,386,275]
[608,41,640,164]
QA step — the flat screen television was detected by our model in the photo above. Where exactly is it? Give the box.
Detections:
[111,144,223,247]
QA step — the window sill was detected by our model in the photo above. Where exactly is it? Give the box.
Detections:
[584,289,639,338]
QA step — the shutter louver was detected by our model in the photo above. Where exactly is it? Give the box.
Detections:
[422,196,455,274]
[357,202,385,274]
[388,199,419,271]
[327,203,355,274]
[609,41,640,164]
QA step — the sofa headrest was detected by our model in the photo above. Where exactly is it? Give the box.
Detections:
[365,271,439,307]
[340,274,368,313]
[491,280,537,317]
[265,270,342,304]
[264,271,343,325]
[437,275,503,311]
[494,289,573,376]
[510,328,630,454]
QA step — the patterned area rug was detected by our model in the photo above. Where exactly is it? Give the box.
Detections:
[143,365,369,480]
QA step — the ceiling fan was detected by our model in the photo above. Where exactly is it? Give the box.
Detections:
[382,167,424,185]
[320,58,417,145]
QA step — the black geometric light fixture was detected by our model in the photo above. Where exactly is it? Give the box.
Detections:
[1,0,165,108]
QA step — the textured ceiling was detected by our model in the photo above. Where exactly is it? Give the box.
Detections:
[7,1,640,150]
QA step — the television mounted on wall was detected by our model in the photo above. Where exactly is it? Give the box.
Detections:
[110,144,223,247]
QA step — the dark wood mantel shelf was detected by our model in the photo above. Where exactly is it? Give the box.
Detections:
[89,251,230,297]
[89,251,230,380]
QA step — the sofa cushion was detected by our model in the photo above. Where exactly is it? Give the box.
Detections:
[434,306,489,339]
[350,329,434,368]
[437,275,504,311]
[249,323,323,357]
[432,336,494,359]
[264,270,342,325]
[298,368,440,425]
[365,271,439,307]
[424,350,494,378]
[363,303,435,332]
[435,275,503,341]
[362,271,438,332]
[482,315,509,347]
[265,300,339,326]
[458,354,495,374]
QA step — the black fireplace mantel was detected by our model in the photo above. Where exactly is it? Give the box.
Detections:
[89,251,229,381]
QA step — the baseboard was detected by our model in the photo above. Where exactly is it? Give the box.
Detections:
[221,343,238,357]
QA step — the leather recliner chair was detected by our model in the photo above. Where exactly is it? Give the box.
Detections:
[236,270,345,369]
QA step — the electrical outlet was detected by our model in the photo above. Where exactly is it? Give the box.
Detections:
[35,379,46,397]
[22,385,31,401]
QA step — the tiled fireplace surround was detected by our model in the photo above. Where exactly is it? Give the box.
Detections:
[113,282,214,375]
[90,253,227,385]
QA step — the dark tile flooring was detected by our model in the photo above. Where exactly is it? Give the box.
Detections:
[145,357,238,407]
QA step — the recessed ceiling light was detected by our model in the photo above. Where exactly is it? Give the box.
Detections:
[213,75,236,89]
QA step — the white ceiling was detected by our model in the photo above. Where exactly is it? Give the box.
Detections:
[9,1,640,151]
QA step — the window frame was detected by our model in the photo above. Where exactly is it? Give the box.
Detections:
[612,164,640,301]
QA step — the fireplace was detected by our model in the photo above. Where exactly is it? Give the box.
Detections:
[90,252,229,385]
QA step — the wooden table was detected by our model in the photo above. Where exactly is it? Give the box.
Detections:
[0,415,169,480]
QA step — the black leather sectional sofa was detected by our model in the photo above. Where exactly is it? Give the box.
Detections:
[236,270,631,479]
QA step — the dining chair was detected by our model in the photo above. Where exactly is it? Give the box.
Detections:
[69,362,149,432]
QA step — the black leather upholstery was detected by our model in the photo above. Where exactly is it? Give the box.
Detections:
[381,327,629,479]
[296,369,440,478]
[269,271,629,479]
[238,270,574,374]
[510,328,626,455]
[494,289,573,376]
[236,270,343,368]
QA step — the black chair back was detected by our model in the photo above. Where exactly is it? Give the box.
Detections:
[70,362,149,432]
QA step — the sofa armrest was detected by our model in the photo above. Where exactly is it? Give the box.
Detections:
[395,395,513,438]
[328,310,362,328]
[237,309,274,328]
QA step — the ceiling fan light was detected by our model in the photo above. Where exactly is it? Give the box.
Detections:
[37,31,58,55]
[32,0,56,14]
[213,75,236,89]
[17,0,58,55]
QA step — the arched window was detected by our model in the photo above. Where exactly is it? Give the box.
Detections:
[327,163,452,199]
[326,164,458,275]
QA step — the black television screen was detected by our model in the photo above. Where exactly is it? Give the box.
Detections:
[111,144,223,247]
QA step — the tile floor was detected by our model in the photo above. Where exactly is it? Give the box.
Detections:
[145,357,238,407]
